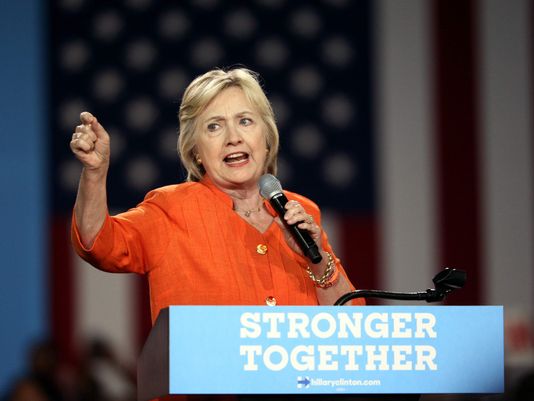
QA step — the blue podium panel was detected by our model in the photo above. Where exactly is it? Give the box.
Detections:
[166,306,503,395]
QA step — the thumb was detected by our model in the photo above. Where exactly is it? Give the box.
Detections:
[91,117,109,140]
[274,216,287,232]
[80,111,95,125]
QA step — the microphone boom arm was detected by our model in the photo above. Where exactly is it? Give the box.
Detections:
[334,268,467,306]
[334,289,447,306]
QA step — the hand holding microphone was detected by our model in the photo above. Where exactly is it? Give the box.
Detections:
[259,174,323,264]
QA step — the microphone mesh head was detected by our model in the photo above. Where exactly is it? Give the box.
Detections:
[259,174,283,200]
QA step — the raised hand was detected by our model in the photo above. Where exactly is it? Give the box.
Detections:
[70,111,110,171]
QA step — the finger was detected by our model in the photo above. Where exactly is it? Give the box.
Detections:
[80,112,109,141]
[284,201,303,217]
[75,123,94,135]
[297,221,321,239]
[71,138,94,153]
[284,200,300,210]
[79,130,97,144]
[80,111,95,125]
[72,131,84,139]
[71,139,93,153]
[286,210,310,225]
[72,131,97,149]
[296,217,317,229]
[298,214,314,226]
[285,206,302,219]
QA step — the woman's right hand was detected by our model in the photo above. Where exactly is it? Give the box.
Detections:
[70,111,110,171]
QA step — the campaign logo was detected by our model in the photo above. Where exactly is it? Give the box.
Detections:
[297,376,311,389]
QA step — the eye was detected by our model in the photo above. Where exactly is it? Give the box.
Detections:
[240,117,253,126]
[207,122,220,132]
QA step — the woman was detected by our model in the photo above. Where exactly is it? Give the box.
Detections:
[71,68,364,325]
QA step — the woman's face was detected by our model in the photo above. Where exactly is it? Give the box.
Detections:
[195,86,268,191]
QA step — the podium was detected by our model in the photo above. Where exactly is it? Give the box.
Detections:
[138,306,503,401]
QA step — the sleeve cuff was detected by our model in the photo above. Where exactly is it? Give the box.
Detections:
[71,211,115,259]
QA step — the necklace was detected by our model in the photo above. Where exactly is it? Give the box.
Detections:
[234,205,262,217]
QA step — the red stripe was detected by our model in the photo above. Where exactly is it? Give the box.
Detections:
[432,0,482,305]
[340,215,381,305]
[530,0,534,293]
[50,216,76,363]
[135,275,152,352]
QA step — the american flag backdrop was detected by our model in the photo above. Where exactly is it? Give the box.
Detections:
[48,0,534,376]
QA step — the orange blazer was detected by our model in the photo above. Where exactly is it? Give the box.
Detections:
[72,176,361,323]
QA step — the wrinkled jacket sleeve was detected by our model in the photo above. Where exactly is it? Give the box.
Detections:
[71,189,171,274]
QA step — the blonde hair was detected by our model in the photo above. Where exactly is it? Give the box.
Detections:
[178,68,279,182]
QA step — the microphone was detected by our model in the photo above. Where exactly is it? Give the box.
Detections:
[259,174,322,264]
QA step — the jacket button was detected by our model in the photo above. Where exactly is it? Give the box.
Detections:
[265,296,276,306]
[256,244,268,255]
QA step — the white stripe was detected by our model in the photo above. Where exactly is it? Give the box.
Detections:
[479,0,534,312]
[321,210,340,257]
[375,0,438,294]
[75,255,137,365]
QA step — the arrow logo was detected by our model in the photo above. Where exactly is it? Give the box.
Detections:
[297,376,311,388]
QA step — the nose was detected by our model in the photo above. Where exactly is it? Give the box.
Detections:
[225,121,243,145]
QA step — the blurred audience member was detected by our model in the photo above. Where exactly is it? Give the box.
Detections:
[512,369,534,401]
[3,340,62,401]
[2,337,136,401]
[29,340,64,400]
[78,338,136,401]
[6,378,50,401]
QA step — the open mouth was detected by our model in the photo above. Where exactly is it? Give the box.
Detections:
[224,152,250,166]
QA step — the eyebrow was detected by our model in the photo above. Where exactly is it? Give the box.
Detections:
[203,110,255,124]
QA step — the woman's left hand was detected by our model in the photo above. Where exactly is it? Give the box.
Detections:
[278,200,323,256]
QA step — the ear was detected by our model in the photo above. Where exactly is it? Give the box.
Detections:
[191,146,201,164]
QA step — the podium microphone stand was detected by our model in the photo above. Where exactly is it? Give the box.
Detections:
[334,267,467,305]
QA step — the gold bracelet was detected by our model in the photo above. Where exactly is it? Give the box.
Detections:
[322,267,340,288]
[306,252,337,288]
